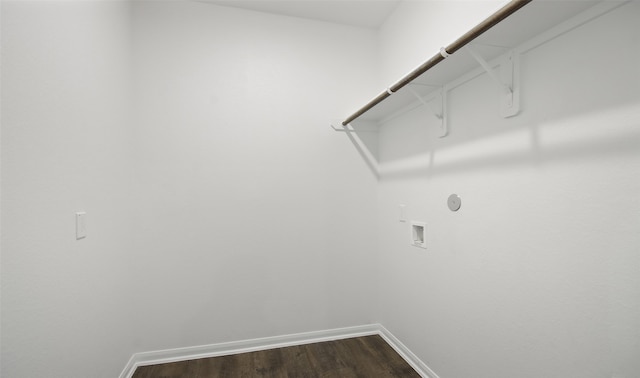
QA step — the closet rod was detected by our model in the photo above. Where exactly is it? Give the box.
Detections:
[341,0,532,126]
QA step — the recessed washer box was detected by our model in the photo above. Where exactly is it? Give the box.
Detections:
[410,221,426,249]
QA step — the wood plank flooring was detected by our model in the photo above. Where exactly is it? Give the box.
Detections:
[132,335,421,378]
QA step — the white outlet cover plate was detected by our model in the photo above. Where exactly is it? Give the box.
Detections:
[76,212,87,239]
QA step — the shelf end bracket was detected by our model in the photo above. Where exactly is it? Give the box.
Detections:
[407,86,448,138]
[465,46,520,118]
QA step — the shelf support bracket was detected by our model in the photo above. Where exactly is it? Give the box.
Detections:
[465,46,520,118]
[330,122,377,133]
[407,86,448,138]
[330,123,350,132]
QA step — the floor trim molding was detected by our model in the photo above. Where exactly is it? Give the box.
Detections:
[377,324,441,378]
[119,324,438,378]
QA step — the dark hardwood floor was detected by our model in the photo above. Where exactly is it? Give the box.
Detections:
[132,335,421,378]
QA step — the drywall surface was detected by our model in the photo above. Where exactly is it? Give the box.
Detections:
[1,1,379,374]
[129,1,378,353]
[375,2,640,378]
[1,1,136,377]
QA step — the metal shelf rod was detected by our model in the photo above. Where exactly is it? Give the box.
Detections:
[341,0,532,126]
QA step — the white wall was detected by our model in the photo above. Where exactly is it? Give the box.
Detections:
[129,1,379,353]
[4,1,639,377]
[2,1,380,375]
[1,1,136,377]
[375,2,640,378]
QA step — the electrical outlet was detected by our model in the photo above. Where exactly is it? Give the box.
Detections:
[399,204,406,222]
[76,212,87,240]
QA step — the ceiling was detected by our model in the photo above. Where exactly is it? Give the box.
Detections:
[200,0,402,29]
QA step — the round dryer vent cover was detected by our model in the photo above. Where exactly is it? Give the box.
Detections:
[447,194,461,212]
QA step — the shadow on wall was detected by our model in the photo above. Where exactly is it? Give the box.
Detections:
[337,20,639,180]
[341,92,640,181]
[400,102,636,181]
[338,121,380,180]
[334,0,640,182]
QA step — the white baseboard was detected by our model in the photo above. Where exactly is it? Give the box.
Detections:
[119,323,439,378]
[377,324,441,378]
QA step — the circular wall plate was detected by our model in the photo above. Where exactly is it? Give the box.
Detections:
[447,194,461,211]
